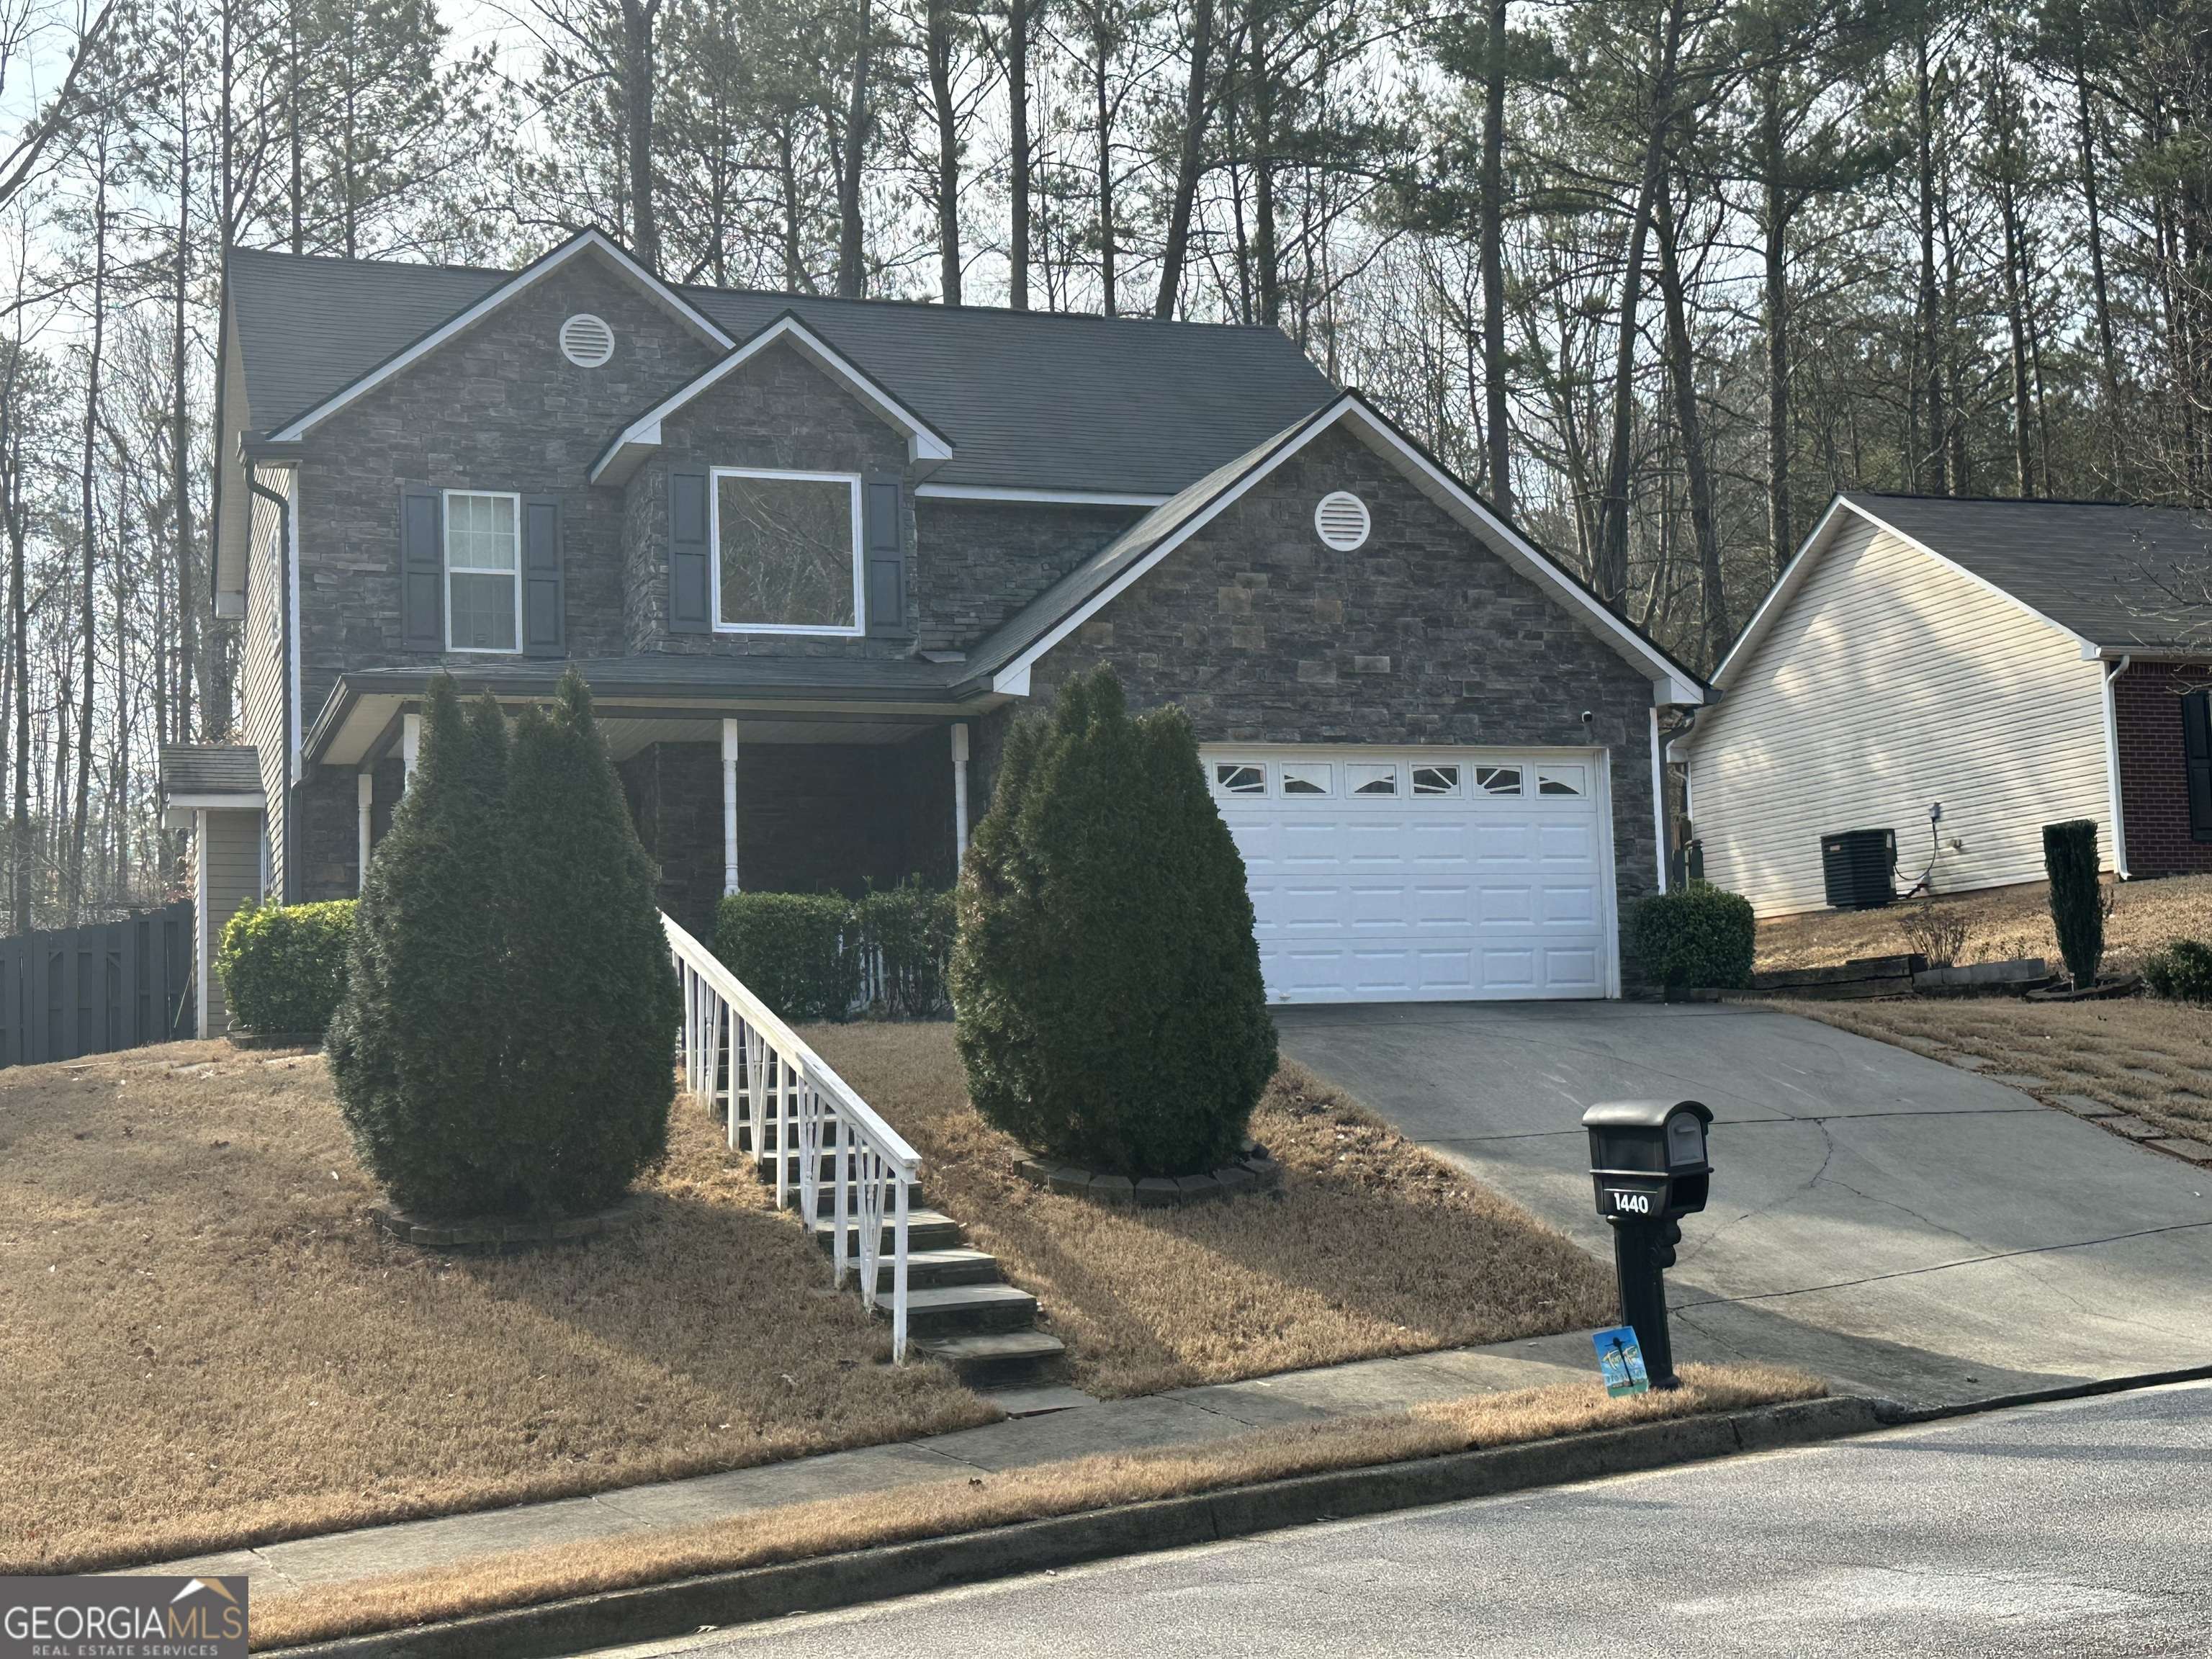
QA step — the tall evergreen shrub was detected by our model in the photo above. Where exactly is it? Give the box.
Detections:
[327,679,512,1215]
[2043,819,2105,990]
[951,667,1277,1177]
[499,670,678,1214]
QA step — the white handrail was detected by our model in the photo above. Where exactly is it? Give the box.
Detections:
[662,911,919,1361]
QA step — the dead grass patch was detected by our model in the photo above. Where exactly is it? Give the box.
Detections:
[1754,871,2212,975]
[251,1363,1821,1650]
[1789,997,2212,1143]
[807,1024,1616,1397]
[0,1043,992,1575]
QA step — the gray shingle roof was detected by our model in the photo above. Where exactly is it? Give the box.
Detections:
[159,744,264,797]
[1845,492,2212,652]
[227,246,1339,495]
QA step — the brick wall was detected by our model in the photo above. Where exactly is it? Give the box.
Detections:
[2113,661,2212,876]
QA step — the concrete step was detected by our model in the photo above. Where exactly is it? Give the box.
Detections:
[811,1209,963,1254]
[978,1383,1098,1419]
[911,1328,1066,1388]
[875,1248,1002,1293]
[803,1183,929,1217]
[903,1282,1039,1337]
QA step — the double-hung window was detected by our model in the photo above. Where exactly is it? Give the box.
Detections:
[712,468,864,635]
[444,490,521,652]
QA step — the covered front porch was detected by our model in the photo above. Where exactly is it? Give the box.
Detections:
[303,657,998,933]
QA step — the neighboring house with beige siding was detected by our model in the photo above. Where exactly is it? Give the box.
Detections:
[1680,493,2212,917]
[158,745,266,1035]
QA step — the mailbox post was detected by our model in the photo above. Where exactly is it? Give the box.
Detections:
[1581,1099,1713,1390]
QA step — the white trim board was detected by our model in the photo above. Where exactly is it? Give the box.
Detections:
[990,394,1705,706]
[914,483,1169,508]
[268,232,735,442]
[590,313,955,484]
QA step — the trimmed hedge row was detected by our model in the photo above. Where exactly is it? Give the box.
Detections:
[712,881,957,1022]
[216,899,356,1036]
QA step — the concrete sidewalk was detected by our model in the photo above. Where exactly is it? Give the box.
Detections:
[145,1330,1597,1596]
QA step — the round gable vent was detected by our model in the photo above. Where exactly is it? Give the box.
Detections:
[559,313,615,368]
[1314,490,1370,552]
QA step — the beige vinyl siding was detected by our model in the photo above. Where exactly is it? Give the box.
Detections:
[240,472,288,899]
[1688,512,2113,917]
[197,807,264,1033]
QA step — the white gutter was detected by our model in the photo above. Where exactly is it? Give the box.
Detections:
[2101,655,2131,879]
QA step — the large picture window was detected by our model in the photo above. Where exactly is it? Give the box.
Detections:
[712,469,863,634]
[444,490,520,652]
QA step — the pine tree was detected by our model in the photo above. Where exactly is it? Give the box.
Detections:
[952,666,1276,1177]
[498,667,678,1213]
[327,678,512,1215]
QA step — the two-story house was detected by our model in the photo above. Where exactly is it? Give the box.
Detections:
[161,230,1702,1033]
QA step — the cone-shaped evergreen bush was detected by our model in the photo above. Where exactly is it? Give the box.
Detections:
[2043,818,2105,990]
[328,678,513,1215]
[952,666,1277,1177]
[499,670,678,1213]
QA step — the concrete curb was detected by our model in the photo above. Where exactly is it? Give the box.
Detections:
[274,1395,1881,1658]
[1874,1360,2212,1426]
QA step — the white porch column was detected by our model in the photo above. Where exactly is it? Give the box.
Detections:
[721,718,741,896]
[951,722,971,873]
[356,771,374,893]
[401,711,422,790]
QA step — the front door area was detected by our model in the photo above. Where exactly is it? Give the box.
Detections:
[1202,745,1615,1004]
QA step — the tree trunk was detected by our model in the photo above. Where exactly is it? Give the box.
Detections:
[1093,20,1115,315]
[1995,110,2033,497]
[1008,0,1031,310]
[174,56,194,747]
[1758,62,1789,579]
[1478,0,1509,513]
[288,0,302,253]
[1915,29,1946,494]
[1594,0,1683,610]
[1653,183,1725,670]
[837,0,873,297]
[621,0,660,271]
[927,0,961,304]
[71,132,109,923]
[2076,68,2122,482]
[1251,0,1280,327]
[1154,0,1215,318]
[778,115,806,291]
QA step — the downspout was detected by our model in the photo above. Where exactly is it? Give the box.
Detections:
[248,467,293,904]
[2100,654,2131,879]
[1648,706,1668,894]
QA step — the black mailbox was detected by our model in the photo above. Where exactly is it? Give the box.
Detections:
[1584,1099,1712,1224]
[1581,1098,1714,1390]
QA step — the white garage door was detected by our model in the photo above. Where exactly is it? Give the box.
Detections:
[1202,746,1615,1004]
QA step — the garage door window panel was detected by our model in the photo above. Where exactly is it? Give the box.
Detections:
[1281,763,1333,796]
[1214,763,1267,796]
[1412,765,1462,796]
[1537,766,1586,797]
[1348,763,1398,796]
[1475,765,1524,796]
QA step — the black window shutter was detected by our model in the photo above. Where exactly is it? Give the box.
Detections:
[2185,690,2212,842]
[669,469,711,633]
[400,485,443,649]
[863,472,909,637]
[522,495,564,657]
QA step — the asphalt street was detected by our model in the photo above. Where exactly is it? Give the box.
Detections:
[586,1379,2212,1659]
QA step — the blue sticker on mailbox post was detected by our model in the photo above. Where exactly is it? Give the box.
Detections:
[1593,1326,1650,1397]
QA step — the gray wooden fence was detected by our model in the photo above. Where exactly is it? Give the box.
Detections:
[0,901,194,1067]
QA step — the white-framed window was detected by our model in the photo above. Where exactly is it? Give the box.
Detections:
[1214,762,1267,796]
[1280,762,1333,796]
[1347,761,1398,796]
[1537,765,1587,797]
[1411,764,1461,796]
[1474,765,1523,796]
[711,467,864,635]
[443,490,521,653]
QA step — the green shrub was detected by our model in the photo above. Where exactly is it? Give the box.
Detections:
[857,880,957,1017]
[217,899,356,1035]
[498,671,678,1215]
[2044,819,2105,990]
[2144,937,2212,1002]
[1632,881,1756,989]
[715,891,860,1022]
[328,678,512,1218]
[950,666,1277,1178]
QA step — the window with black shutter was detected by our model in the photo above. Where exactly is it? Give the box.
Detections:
[2185,689,2212,842]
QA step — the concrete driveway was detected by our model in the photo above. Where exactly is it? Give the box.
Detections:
[1278,1002,2212,1407]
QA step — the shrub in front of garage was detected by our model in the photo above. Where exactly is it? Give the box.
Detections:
[1632,881,1755,991]
[952,665,1277,1178]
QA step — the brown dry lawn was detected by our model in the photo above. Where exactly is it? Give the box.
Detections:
[1755,871,2212,974]
[1790,997,2212,1146]
[253,1363,1821,1651]
[0,1043,992,1575]
[807,1024,1614,1398]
